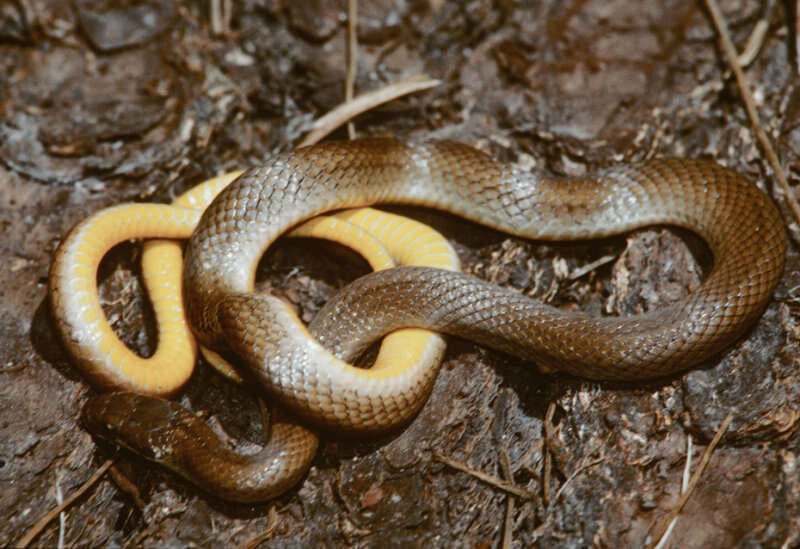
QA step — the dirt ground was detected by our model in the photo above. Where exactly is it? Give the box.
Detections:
[3,0,800,547]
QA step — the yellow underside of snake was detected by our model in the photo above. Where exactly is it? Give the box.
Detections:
[50,138,786,502]
[50,170,461,501]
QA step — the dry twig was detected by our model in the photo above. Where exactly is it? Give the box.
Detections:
[541,401,557,505]
[704,0,800,228]
[646,413,733,548]
[795,0,800,75]
[17,459,115,548]
[236,507,279,549]
[549,457,605,508]
[434,453,536,500]
[346,0,358,139]
[737,18,769,67]
[499,442,514,548]
[107,464,146,509]
[651,436,694,549]
[210,0,233,36]
[298,75,440,147]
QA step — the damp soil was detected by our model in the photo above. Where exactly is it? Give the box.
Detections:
[3,1,800,547]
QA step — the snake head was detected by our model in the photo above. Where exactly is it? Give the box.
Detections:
[82,392,182,463]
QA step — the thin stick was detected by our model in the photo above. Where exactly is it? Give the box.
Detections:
[210,0,222,35]
[704,0,800,228]
[345,0,358,139]
[17,459,115,549]
[549,457,604,507]
[568,254,617,281]
[795,0,800,75]
[646,414,733,548]
[434,453,536,500]
[499,444,514,549]
[236,507,279,549]
[56,472,65,549]
[651,436,693,549]
[107,464,146,509]
[223,0,232,34]
[298,75,440,147]
[541,401,556,505]
[737,18,769,67]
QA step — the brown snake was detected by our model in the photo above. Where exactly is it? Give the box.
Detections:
[85,138,786,501]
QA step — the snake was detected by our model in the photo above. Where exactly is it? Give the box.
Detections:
[52,137,786,502]
[50,171,460,501]
[183,138,786,427]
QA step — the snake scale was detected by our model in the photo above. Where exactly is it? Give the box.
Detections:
[51,170,459,501]
[59,137,786,501]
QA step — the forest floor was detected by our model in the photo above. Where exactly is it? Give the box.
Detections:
[3,1,800,547]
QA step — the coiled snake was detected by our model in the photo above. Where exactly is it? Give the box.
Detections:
[51,138,787,501]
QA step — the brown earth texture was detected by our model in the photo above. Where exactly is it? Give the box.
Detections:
[3,1,800,547]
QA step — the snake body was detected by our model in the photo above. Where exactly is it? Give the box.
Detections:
[184,138,786,433]
[50,170,460,501]
[49,171,457,393]
[55,137,786,502]
[83,392,318,502]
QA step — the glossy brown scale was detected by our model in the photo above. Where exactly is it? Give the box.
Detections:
[87,138,787,501]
